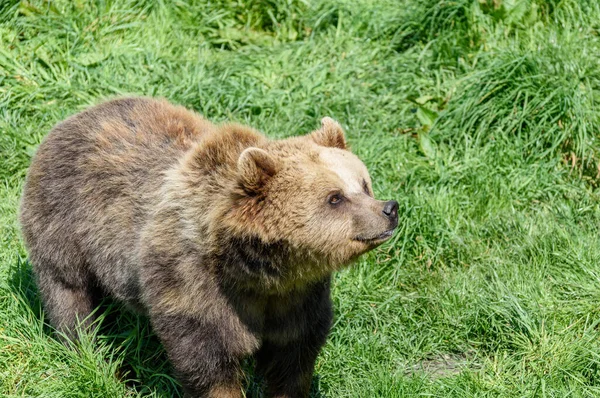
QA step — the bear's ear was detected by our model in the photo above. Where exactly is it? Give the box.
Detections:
[237,147,278,194]
[310,117,347,150]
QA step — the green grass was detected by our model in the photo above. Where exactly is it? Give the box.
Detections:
[2,0,600,396]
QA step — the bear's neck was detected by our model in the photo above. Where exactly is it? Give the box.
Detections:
[215,235,323,295]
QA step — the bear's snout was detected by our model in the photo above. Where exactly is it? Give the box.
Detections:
[382,200,399,228]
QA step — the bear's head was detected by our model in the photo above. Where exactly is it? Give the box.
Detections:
[223,117,398,285]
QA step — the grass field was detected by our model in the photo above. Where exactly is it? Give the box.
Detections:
[2,0,600,396]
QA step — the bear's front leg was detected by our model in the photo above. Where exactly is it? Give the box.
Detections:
[257,279,333,398]
[151,312,248,398]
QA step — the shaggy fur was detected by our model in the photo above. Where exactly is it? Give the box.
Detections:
[19,97,398,398]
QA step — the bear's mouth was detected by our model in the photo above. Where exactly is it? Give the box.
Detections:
[353,229,395,244]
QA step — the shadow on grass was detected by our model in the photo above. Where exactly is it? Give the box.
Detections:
[8,258,326,398]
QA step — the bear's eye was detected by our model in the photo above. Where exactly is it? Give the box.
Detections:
[362,179,371,196]
[328,193,344,206]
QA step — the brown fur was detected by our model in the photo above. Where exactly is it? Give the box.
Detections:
[19,97,398,397]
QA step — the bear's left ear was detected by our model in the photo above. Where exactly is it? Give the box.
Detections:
[237,147,279,194]
[310,117,347,150]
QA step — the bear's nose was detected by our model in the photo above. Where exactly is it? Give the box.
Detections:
[382,200,398,224]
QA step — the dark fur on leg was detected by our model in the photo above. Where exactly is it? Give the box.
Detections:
[152,313,244,398]
[33,260,96,341]
[257,279,333,398]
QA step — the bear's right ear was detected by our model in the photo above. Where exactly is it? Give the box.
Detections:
[310,117,347,150]
[237,147,278,194]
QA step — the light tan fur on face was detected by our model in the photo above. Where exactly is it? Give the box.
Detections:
[319,147,372,195]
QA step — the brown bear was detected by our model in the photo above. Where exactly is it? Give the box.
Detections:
[19,97,398,398]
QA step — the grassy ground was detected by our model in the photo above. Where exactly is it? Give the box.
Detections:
[2,0,600,396]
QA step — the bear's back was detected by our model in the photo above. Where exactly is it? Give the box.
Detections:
[20,97,215,304]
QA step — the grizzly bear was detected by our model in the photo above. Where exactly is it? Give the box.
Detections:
[19,97,398,397]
